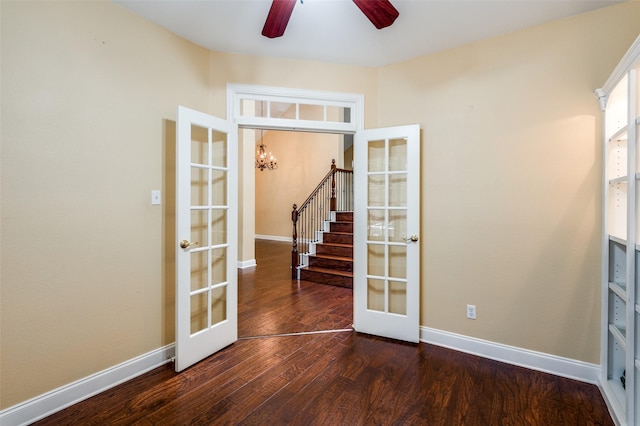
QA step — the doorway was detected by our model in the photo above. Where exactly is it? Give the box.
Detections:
[241,127,354,338]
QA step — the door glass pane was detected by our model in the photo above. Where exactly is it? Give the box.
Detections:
[211,286,227,325]
[211,130,227,168]
[191,124,208,164]
[389,174,407,207]
[211,170,228,206]
[388,209,407,243]
[368,175,385,207]
[299,104,323,121]
[389,281,407,315]
[190,293,208,334]
[367,278,385,312]
[368,140,386,172]
[191,167,207,206]
[190,251,208,291]
[191,210,207,248]
[367,244,385,276]
[211,247,227,285]
[388,245,407,279]
[210,209,227,246]
[389,138,407,171]
[367,209,385,242]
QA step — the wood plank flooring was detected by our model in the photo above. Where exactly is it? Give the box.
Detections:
[34,240,613,425]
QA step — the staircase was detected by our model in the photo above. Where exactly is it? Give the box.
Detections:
[299,211,353,289]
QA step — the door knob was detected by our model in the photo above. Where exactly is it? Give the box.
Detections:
[179,240,199,249]
[405,235,419,243]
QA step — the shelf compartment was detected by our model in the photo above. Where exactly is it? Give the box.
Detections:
[606,328,627,409]
[608,182,628,240]
[608,290,627,340]
[607,132,627,181]
[605,75,628,140]
[609,239,628,286]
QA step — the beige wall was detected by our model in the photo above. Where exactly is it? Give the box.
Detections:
[255,130,341,240]
[378,1,640,362]
[207,51,379,126]
[2,0,640,412]
[0,0,212,408]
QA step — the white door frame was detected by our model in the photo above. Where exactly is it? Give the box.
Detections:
[227,84,365,269]
[226,84,420,343]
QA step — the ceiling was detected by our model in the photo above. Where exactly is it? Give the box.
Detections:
[114,0,624,67]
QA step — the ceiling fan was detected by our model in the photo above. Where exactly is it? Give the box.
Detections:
[262,0,399,38]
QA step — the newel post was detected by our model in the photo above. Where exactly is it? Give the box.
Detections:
[291,203,299,279]
[330,159,337,212]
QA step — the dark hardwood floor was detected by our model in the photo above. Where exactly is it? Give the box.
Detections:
[34,240,613,425]
[238,240,353,338]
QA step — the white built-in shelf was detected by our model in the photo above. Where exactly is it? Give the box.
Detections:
[609,126,629,143]
[609,324,627,348]
[609,281,628,299]
[601,35,640,426]
[609,235,627,246]
[609,176,629,185]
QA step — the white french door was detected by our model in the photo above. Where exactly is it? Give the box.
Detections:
[353,125,420,343]
[175,106,238,372]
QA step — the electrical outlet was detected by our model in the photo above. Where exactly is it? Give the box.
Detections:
[466,304,476,320]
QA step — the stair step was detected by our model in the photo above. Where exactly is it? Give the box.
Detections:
[299,266,353,289]
[322,232,353,244]
[330,221,353,233]
[335,211,353,222]
[315,243,353,257]
[308,254,353,272]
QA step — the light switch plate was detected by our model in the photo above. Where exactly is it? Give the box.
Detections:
[151,190,161,205]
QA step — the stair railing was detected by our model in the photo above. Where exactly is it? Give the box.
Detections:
[291,159,353,278]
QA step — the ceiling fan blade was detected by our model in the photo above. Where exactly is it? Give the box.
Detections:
[352,0,399,29]
[262,0,297,38]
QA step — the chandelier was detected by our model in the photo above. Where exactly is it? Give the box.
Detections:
[255,141,278,171]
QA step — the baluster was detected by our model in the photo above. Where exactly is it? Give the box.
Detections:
[330,159,337,212]
[291,204,298,279]
[338,172,342,211]
[300,209,309,264]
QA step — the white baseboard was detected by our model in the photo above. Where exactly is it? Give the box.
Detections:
[0,344,175,426]
[237,259,257,269]
[254,234,290,242]
[420,326,599,384]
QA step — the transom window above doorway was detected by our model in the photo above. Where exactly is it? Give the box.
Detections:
[228,84,363,134]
